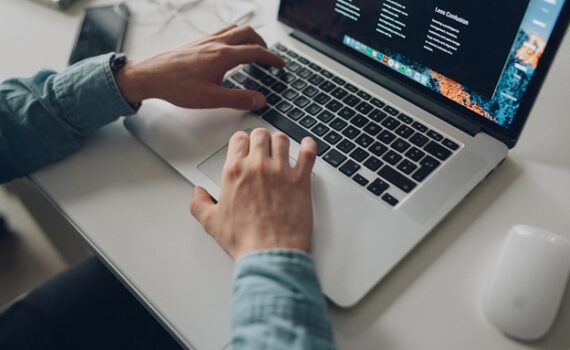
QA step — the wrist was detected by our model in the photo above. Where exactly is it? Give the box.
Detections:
[114,60,149,106]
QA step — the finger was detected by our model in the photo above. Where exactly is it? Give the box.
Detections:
[227,131,250,161]
[295,137,317,178]
[211,23,238,36]
[249,128,271,159]
[225,45,285,69]
[190,187,216,229]
[271,132,290,165]
[202,85,266,110]
[217,25,267,47]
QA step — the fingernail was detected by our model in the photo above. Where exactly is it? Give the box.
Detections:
[253,94,266,109]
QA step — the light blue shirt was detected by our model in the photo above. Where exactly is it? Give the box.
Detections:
[0,53,337,349]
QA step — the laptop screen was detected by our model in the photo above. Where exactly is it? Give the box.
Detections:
[279,0,569,144]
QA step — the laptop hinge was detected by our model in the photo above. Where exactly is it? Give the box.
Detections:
[290,30,482,137]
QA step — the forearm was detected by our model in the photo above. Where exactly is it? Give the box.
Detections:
[0,53,136,184]
[232,250,337,350]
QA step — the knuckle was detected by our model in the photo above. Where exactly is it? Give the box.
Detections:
[250,159,267,174]
[273,132,289,143]
[231,131,249,143]
[224,161,243,179]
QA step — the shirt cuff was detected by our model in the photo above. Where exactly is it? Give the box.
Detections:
[52,53,137,134]
[232,249,333,339]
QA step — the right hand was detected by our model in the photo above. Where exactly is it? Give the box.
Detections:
[190,129,317,260]
[114,25,285,110]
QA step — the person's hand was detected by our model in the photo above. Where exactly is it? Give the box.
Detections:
[115,25,284,110]
[190,129,317,260]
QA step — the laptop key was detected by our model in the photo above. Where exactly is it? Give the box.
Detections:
[302,85,319,97]
[383,150,403,165]
[312,123,330,136]
[382,117,401,130]
[266,94,282,106]
[442,138,460,151]
[357,90,372,100]
[382,193,399,206]
[410,133,429,147]
[343,94,361,107]
[331,118,348,131]
[342,126,361,140]
[427,130,444,141]
[405,147,425,162]
[384,105,399,116]
[305,103,323,115]
[309,74,325,85]
[314,92,331,105]
[350,147,369,162]
[338,107,356,120]
[353,174,370,187]
[364,156,383,171]
[291,79,307,90]
[324,131,342,145]
[261,75,277,87]
[395,125,414,138]
[223,80,235,89]
[355,134,374,148]
[367,178,389,196]
[287,108,305,121]
[317,110,335,123]
[325,100,343,112]
[336,138,355,155]
[377,130,397,145]
[350,114,368,128]
[283,89,299,100]
[262,109,329,155]
[323,149,347,167]
[294,96,311,108]
[300,116,317,128]
[424,141,452,161]
[297,68,313,79]
[320,81,337,93]
[271,81,287,93]
[243,79,260,90]
[287,61,301,72]
[276,101,293,113]
[339,160,361,176]
[231,72,248,84]
[412,155,441,182]
[345,83,358,93]
[370,98,386,108]
[369,142,388,157]
[332,76,346,85]
[412,121,428,133]
[369,109,388,122]
[363,122,382,136]
[356,101,373,114]
[331,87,349,99]
[378,166,417,193]
[320,69,333,78]
[392,138,411,153]
[309,63,322,71]
[397,159,418,175]
[244,65,267,79]
[397,114,413,124]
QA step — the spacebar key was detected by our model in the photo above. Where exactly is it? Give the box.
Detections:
[263,109,330,155]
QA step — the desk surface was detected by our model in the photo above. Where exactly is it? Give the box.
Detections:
[2,1,570,349]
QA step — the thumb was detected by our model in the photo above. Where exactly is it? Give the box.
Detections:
[211,86,266,110]
[190,186,217,229]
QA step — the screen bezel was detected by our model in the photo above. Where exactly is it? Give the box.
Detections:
[278,1,570,148]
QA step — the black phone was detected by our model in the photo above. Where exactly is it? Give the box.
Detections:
[68,4,130,65]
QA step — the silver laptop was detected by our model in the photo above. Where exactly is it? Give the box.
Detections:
[125,0,570,307]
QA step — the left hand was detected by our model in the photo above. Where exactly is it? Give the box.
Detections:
[114,24,285,110]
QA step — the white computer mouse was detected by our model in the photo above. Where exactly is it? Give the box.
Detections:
[483,225,570,341]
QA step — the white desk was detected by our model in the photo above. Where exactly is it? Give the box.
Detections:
[2,1,569,349]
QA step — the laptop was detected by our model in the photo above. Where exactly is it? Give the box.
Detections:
[125,0,570,307]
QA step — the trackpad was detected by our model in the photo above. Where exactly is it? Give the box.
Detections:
[198,144,229,187]
[198,144,299,187]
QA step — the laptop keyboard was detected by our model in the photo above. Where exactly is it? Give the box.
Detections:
[222,43,461,208]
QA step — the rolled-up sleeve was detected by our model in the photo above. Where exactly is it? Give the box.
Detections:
[0,53,136,183]
[232,249,337,350]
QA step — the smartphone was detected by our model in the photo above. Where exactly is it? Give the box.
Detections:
[68,4,130,65]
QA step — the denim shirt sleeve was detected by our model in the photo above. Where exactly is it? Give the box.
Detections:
[0,53,136,184]
[232,249,338,350]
